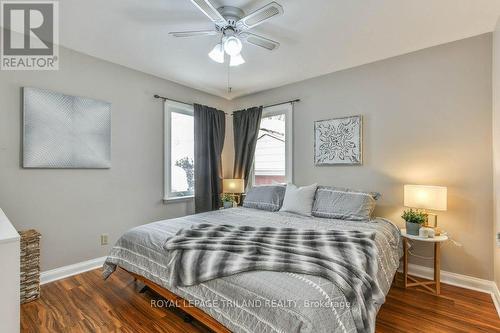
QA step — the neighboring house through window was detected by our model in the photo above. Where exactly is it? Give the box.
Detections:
[253,103,293,186]
[164,101,194,200]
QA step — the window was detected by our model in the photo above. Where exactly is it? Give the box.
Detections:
[253,103,293,186]
[164,101,194,200]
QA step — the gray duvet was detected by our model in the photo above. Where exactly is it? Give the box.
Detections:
[103,207,402,333]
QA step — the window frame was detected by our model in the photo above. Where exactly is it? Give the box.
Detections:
[251,103,294,187]
[164,100,195,201]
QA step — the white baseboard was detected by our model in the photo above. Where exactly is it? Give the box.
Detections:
[402,263,500,317]
[492,282,500,317]
[405,263,494,293]
[40,256,106,285]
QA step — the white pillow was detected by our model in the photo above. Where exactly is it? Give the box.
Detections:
[279,183,318,216]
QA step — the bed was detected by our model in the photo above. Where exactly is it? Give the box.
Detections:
[103,207,402,333]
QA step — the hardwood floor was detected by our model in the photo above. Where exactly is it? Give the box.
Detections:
[21,269,500,333]
[378,275,500,333]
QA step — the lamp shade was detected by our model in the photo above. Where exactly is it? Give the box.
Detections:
[223,36,242,56]
[208,43,224,63]
[230,53,245,67]
[404,185,447,211]
[223,179,245,193]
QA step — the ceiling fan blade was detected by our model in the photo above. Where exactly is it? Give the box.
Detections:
[169,30,219,37]
[189,0,227,26]
[240,32,280,51]
[236,2,283,30]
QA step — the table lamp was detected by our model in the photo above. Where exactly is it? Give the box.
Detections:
[222,179,245,204]
[404,184,447,228]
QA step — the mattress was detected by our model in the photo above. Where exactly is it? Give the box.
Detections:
[103,207,402,333]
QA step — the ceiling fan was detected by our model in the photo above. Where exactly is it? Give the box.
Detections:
[169,0,284,66]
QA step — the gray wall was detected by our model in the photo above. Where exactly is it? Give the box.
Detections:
[0,33,494,280]
[0,46,228,271]
[231,34,494,280]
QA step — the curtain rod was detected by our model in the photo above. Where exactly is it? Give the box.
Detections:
[153,94,229,115]
[154,94,190,105]
[154,94,300,115]
[263,99,300,109]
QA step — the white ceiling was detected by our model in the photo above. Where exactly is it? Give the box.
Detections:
[60,0,500,99]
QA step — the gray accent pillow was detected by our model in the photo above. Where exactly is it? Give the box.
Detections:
[243,185,286,211]
[312,186,380,221]
[279,183,318,216]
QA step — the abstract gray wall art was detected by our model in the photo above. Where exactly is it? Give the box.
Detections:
[314,115,362,165]
[23,87,111,168]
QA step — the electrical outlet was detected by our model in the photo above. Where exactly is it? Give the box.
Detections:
[101,234,108,246]
[497,232,500,248]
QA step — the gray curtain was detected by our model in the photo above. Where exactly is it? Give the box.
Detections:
[194,104,226,213]
[232,106,263,187]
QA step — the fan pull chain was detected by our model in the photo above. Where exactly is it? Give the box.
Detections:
[227,59,232,94]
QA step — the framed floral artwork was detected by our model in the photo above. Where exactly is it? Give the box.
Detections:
[314,115,363,165]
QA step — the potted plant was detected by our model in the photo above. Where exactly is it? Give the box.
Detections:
[221,193,236,209]
[401,209,427,235]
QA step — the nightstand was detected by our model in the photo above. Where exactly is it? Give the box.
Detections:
[401,229,448,295]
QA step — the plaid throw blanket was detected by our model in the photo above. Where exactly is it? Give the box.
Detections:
[164,224,384,333]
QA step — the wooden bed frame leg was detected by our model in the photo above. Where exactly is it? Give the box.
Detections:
[122,268,231,333]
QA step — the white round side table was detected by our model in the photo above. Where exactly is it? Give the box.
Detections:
[401,229,448,295]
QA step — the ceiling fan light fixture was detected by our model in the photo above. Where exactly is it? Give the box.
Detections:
[208,43,224,63]
[170,1,285,66]
[224,36,242,56]
[230,53,245,67]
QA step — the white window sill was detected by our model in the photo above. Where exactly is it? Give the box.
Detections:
[163,195,194,204]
